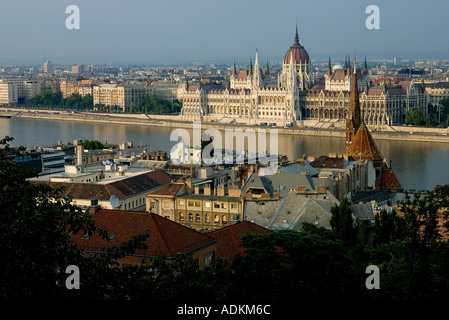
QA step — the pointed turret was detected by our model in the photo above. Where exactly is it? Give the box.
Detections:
[232,58,236,77]
[346,55,351,75]
[248,56,253,76]
[327,56,332,77]
[185,75,189,90]
[253,49,262,89]
[363,56,368,75]
[346,58,361,152]
[294,23,300,45]
[265,59,269,76]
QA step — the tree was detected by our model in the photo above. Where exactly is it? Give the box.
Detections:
[405,108,425,126]
[0,136,150,299]
[373,208,406,246]
[226,226,361,301]
[81,139,104,150]
[330,197,357,247]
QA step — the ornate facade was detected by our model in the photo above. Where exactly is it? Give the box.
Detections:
[181,26,313,125]
[180,27,428,129]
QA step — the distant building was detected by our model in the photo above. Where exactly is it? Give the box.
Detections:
[180,27,428,128]
[0,79,42,104]
[425,81,449,107]
[28,149,172,211]
[71,65,84,75]
[43,61,54,74]
[180,26,314,126]
[93,83,151,110]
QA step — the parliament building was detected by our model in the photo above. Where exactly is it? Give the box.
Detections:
[180,26,427,129]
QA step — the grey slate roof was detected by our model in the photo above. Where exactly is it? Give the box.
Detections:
[243,172,331,198]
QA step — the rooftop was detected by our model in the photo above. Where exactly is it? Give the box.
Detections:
[71,209,216,257]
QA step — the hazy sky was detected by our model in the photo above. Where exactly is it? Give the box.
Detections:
[1,0,448,64]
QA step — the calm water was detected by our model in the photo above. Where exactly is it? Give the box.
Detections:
[1,117,449,191]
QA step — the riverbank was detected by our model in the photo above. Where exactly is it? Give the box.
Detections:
[3,107,449,143]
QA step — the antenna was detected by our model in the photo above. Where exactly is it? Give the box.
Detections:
[109,195,119,209]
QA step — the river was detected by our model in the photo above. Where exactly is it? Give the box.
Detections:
[1,117,449,191]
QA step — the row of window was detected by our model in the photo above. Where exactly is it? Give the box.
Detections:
[178,199,238,210]
[179,212,228,224]
[122,197,144,210]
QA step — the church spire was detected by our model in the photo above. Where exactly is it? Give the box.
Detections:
[346,57,361,152]
[327,56,332,77]
[232,58,236,77]
[363,56,368,75]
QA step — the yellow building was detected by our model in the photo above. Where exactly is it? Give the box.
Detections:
[93,83,151,111]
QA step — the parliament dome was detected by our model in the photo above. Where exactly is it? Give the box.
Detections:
[283,26,310,65]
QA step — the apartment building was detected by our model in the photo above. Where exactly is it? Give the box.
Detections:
[93,83,151,110]
[0,79,42,104]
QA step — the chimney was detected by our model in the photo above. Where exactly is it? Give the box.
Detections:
[76,145,84,173]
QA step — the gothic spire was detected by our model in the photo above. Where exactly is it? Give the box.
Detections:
[363,56,368,75]
[346,57,361,152]
[249,56,253,75]
[232,58,236,76]
[294,23,299,44]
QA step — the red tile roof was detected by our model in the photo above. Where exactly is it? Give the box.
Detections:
[207,221,271,261]
[237,70,248,80]
[376,165,402,190]
[71,209,216,257]
[347,122,383,162]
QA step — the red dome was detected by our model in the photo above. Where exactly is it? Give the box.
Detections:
[284,44,310,65]
[284,26,310,64]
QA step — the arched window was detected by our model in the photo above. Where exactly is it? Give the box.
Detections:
[179,212,184,221]
[189,213,193,222]
[196,214,200,222]
[205,214,210,223]
[222,215,227,223]
[214,214,219,224]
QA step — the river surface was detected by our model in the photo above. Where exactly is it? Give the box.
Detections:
[1,117,449,191]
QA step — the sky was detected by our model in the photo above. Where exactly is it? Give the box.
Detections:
[0,0,448,65]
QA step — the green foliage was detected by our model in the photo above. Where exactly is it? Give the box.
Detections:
[23,91,93,110]
[373,209,406,245]
[125,94,178,114]
[330,197,357,247]
[227,226,361,300]
[81,139,104,150]
[405,108,425,126]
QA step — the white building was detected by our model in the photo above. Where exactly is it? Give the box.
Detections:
[0,79,42,104]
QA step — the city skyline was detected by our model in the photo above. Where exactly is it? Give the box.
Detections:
[1,0,449,65]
